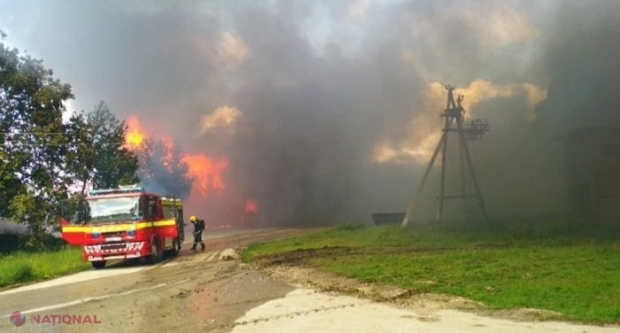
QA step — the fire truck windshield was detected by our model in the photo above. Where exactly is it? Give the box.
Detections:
[86,196,141,223]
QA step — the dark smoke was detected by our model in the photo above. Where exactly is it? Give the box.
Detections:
[219,3,425,225]
[535,0,620,134]
[1,0,619,225]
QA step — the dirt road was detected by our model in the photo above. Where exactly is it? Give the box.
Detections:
[1,228,618,333]
[0,228,310,333]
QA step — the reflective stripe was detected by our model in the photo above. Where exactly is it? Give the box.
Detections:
[62,220,176,233]
[62,226,88,232]
[135,222,153,230]
[153,220,176,227]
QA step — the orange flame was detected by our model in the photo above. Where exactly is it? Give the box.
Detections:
[125,116,145,149]
[246,199,257,213]
[122,115,228,198]
[161,135,175,169]
[182,154,228,196]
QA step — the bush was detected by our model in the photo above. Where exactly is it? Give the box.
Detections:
[0,234,20,253]
[0,233,67,254]
[20,234,66,252]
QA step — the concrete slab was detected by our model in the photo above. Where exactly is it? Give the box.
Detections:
[231,288,620,333]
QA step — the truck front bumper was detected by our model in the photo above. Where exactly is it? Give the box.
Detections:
[82,241,149,261]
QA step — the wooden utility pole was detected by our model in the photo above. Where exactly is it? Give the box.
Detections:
[401,85,489,228]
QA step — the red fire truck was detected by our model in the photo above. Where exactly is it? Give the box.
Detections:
[61,184,185,269]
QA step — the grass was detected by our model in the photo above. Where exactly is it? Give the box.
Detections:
[0,247,90,288]
[242,221,620,324]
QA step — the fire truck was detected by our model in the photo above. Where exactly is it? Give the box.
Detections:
[61,184,185,269]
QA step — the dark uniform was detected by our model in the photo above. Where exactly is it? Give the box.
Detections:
[190,216,206,251]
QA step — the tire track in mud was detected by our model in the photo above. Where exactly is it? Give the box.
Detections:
[126,227,316,296]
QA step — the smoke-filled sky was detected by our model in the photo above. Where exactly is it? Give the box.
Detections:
[2,0,619,225]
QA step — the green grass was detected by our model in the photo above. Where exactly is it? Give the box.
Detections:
[242,221,620,324]
[0,247,90,288]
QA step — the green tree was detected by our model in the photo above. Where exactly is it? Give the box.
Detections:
[64,110,93,195]
[89,102,140,189]
[65,101,139,195]
[1,32,141,240]
[0,32,74,236]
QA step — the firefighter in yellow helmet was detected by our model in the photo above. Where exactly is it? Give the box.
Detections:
[189,215,206,251]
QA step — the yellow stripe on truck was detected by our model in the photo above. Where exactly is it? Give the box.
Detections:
[136,222,152,230]
[153,220,176,227]
[161,200,182,207]
[61,219,177,233]
[62,226,90,232]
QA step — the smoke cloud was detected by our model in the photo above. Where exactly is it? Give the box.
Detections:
[1,0,619,225]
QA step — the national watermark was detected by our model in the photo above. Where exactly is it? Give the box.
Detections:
[10,311,101,327]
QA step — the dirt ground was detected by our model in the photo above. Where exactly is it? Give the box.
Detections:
[252,247,564,321]
[1,228,618,333]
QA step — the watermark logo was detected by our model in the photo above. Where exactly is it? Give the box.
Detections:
[8,311,101,326]
[10,311,26,327]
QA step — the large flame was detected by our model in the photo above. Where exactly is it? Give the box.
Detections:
[125,116,145,149]
[123,115,260,227]
[182,154,228,196]
[123,115,227,198]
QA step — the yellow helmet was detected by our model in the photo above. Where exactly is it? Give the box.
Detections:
[190,215,197,223]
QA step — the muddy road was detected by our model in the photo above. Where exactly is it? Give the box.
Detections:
[0,228,314,333]
[1,227,619,333]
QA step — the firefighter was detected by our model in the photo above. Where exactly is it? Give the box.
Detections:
[190,215,206,251]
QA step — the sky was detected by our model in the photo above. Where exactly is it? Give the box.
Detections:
[1,0,619,225]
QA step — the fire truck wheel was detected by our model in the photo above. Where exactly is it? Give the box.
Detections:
[92,261,106,269]
[169,238,180,256]
[146,237,161,264]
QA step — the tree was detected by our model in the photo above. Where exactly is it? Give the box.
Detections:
[65,101,139,194]
[64,110,93,195]
[88,102,140,189]
[1,33,140,240]
[0,32,74,235]
[134,137,194,199]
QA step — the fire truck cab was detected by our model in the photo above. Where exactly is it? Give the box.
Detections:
[61,184,184,269]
